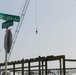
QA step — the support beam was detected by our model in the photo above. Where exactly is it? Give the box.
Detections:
[22,59,24,75]
[42,61,44,75]
[28,60,30,75]
[45,58,47,75]
[59,59,62,75]
[0,66,1,75]
[13,63,15,75]
[63,56,65,75]
[39,60,41,75]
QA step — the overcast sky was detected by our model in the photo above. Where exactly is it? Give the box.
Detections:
[0,0,76,63]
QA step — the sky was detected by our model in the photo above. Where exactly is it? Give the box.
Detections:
[0,0,76,64]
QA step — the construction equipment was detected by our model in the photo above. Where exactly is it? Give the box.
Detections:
[8,0,30,60]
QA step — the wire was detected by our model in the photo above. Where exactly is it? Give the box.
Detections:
[35,0,37,29]
[35,0,38,34]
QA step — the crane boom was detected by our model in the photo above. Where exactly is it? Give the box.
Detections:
[8,0,30,60]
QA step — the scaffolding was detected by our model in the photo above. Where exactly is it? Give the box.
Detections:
[1,55,76,75]
[0,55,66,75]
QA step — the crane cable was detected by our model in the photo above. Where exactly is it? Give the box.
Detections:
[35,0,38,34]
[7,0,30,61]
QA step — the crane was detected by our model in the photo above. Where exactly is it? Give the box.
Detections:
[7,0,30,61]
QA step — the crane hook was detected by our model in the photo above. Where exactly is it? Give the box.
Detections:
[36,29,38,34]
